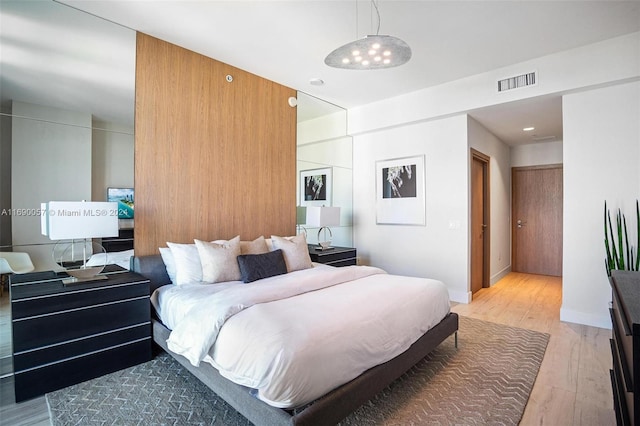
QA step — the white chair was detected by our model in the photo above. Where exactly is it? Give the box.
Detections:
[0,252,35,297]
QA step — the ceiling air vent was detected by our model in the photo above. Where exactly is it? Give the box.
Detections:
[497,71,537,92]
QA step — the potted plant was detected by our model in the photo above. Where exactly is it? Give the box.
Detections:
[605,200,640,276]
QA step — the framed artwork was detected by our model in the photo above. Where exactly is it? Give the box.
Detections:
[376,155,425,225]
[300,167,332,207]
[107,187,134,219]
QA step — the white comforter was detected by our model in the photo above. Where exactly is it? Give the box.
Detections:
[156,265,451,408]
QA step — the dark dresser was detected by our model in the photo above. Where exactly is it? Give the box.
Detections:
[610,270,640,425]
[10,266,152,402]
[102,228,134,252]
[308,245,357,267]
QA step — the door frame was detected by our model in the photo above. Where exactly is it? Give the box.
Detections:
[470,148,490,293]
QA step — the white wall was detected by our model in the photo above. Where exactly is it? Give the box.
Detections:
[91,120,134,202]
[467,117,512,284]
[347,32,639,323]
[511,141,563,167]
[11,101,92,271]
[562,81,640,328]
[353,114,470,303]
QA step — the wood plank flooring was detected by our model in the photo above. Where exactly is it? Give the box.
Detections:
[452,272,615,425]
[0,272,614,425]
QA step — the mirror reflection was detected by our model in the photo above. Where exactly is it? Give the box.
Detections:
[0,1,135,272]
[296,92,353,248]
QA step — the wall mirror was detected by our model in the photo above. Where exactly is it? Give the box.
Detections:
[296,92,353,247]
[0,1,136,272]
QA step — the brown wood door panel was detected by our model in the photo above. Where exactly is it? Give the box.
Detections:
[471,157,484,294]
[471,149,490,296]
[512,166,563,276]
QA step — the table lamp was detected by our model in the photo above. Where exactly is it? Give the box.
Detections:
[306,206,340,250]
[296,206,307,236]
[41,201,119,284]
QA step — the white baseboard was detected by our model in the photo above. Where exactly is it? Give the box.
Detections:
[490,265,512,286]
[560,307,612,329]
[449,289,472,304]
[449,266,511,304]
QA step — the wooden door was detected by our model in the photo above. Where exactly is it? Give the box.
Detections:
[512,165,563,276]
[471,150,490,296]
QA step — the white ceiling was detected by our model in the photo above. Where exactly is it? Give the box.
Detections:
[2,0,639,145]
[0,1,136,127]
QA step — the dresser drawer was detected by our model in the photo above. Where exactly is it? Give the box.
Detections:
[12,280,149,320]
[312,250,355,263]
[12,297,149,352]
[14,339,151,402]
[14,323,150,372]
[611,339,632,426]
[325,258,357,267]
[308,246,357,267]
[612,295,635,392]
[611,368,630,426]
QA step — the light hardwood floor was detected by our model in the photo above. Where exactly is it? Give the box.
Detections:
[452,272,615,426]
[0,272,615,425]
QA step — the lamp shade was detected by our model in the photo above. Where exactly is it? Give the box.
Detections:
[296,206,307,225]
[41,201,119,240]
[306,206,340,228]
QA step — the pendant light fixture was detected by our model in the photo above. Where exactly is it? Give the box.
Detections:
[325,0,411,70]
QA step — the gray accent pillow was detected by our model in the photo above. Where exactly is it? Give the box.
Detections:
[237,249,287,283]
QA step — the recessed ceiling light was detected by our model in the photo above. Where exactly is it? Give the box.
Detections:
[523,127,535,132]
[309,78,324,86]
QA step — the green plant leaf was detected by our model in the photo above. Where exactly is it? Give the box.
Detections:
[616,209,625,269]
[624,214,631,270]
[608,205,618,269]
[604,199,639,273]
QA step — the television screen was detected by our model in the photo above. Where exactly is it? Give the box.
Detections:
[107,187,134,219]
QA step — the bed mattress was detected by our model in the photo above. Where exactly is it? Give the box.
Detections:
[152,264,451,408]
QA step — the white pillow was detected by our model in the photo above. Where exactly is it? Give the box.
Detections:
[195,236,242,283]
[240,236,269,255]
[166,242,202,285]
[271,234,313,272]
[265,236,293,251]
[158,247,177,284]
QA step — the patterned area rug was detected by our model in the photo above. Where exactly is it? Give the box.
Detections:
[46,316,549,425]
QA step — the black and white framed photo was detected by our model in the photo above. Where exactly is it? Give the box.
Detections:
[300,167,332,207]
[376,155,425,225]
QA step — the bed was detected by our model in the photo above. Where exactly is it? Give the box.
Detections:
[87,248,134,270]
[131,239,458,426]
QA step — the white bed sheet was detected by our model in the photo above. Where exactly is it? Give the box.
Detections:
[153,265,451,409]
[86,249,134,270]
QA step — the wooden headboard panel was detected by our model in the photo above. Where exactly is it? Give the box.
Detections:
[134,33,297,255]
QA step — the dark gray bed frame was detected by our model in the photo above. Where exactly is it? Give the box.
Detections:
[132,254,459,426]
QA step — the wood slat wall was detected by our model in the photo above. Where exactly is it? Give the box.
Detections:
[134,33,296,255]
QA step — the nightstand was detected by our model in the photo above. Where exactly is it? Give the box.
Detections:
[10,266,152,402]
[308,244,357,267]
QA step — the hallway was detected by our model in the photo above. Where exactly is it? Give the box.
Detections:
[452,272,614,425]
